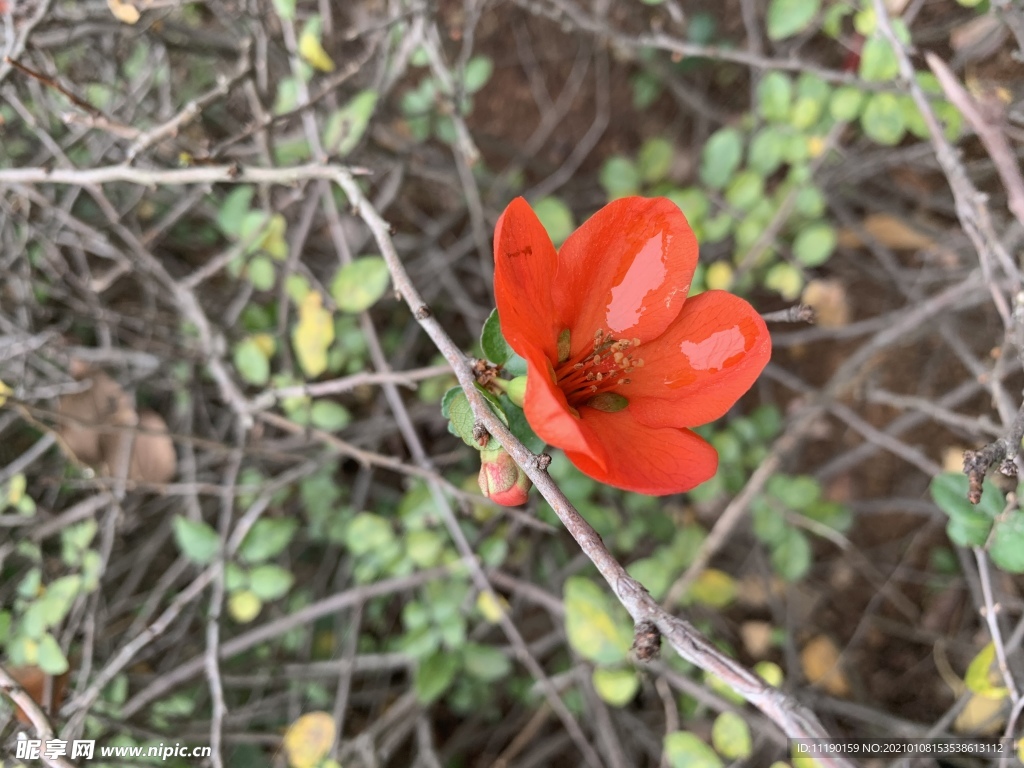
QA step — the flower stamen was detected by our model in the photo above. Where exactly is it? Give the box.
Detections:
[552,328,644,410]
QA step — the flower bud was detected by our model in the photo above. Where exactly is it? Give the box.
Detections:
[478,447,531,506]
[506,375,528,408]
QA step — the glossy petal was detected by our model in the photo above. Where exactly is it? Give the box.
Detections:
[494,198,560,361]
[519,344,607,470]
[565,409,719,495]
[627,291,771,429]
[553,197,698,358]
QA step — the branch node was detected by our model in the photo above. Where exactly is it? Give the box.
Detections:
[414,305,431,319]
[631,620,661,662]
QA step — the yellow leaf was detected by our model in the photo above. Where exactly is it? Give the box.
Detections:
[252,333,277,358]
[686,568,737,608]
[476,590,508,624]
[299,25,335,73]
[107,0,140,24]
[0,379,10,407]
[704,261,733,291]
[965,642,1010,700]
[228,591,262,624]
[954,692,1006,735]
[800,635,850,697]
[292,292,334,378]
[283,711,336,768]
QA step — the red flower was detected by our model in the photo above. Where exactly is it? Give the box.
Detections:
[493,197,771,495]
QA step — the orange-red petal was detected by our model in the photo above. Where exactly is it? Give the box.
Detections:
[565,409,718,495]
[553,197,698,358]
[627,291,771,429]
[493,198,560,361]
[519,344,607,470]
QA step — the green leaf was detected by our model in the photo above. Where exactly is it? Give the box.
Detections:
[861,92,906,146]
[748,127,786,177]
[172,516,220,564]
[686,569,736,608]
[309,400,351,431]
[446,390,479,447]
[323,90,378,157]
[33,575,82,631]
[757,72,793,123]
[793,222,837,267]
[990,512,1024,573]
[724,170,765,211]
[345,512,395,555]
[794,185,826,218]
[532,196,575,246]
[930,472,1000,547]
[592,667,640,707]
[225,562,247,592]
[768,475,820,509]
[627,556,673,601]
[37,632,69,675]
[463,56,493,94]
[217,186,254,237]
[664,732,723,768]
[246,255,276,290]
[271,0,295,19]
[563,576,632,665]
[500,395,545,454]
[631,72,662,110]
[766,0,821,41]
[804,500,853,533]
[790,95,823,130]
[829,86,865,121]
[600,155,640,200]
[666,188,710,224]
[462,643,512,682]
[234,337,271,386]
[699,127,743,190]
[859,35,900,82]
[752,497,786,544]
[415,651,459,703]
[330,256,390,313]
[441,386,463,419]
[238,518,298,564]
[771,527,812,581]
[932,472,1005,519]
[248,564,295,600]
[764,262,804,300]
[637,137,674,184]
[965,642,1008,698]
[481,308,512,365]
[712,711,752,759]
[405,529,445,567]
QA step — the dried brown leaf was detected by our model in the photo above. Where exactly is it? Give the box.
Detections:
[800,635,850,697]
[128,410,176,483]
[838,213,938,251]
[801,279,850,328]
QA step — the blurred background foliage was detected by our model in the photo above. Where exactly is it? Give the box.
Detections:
[2,0,1024,765]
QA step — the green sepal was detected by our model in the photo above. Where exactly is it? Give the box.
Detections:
[481,308,512,365]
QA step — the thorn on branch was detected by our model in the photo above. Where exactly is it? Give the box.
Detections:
[631,620,661,662]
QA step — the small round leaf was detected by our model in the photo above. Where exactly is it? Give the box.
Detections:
[330,256,391,314]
